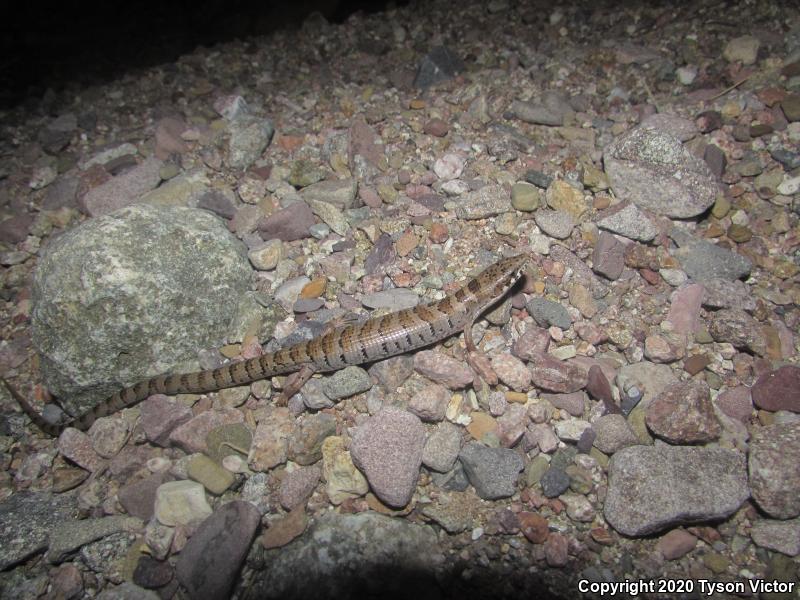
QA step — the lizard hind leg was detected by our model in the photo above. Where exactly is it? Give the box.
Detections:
[463,314,499,387]
[274,363,316,406]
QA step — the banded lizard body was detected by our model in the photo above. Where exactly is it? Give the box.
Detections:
[3,254,528,436]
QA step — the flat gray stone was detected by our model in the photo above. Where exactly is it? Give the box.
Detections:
[47,516,142,563]
[669,226,752,282]
[605,445,748,536]
[596,202,657,242]
[0,492,80,570]
[750,518,800,556]
[323,366,372,400]
[299,178,358,210]
[526,297,571,330]
[454,184,512,220]
[361,288,420,311]
[96,582,160,600]
[422,421,462,472]
[458,442,524,500]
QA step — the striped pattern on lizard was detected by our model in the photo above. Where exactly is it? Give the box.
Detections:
[3,254,528,436]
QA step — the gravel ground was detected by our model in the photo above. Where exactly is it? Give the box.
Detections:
[0,1,799,599]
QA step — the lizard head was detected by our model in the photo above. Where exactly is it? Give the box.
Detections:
[469,253,528,300]
[495,253,528,289]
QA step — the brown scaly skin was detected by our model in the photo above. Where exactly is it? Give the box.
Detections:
[3,254,528,436]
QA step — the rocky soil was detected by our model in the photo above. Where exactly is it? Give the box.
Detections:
[0,1,799,599]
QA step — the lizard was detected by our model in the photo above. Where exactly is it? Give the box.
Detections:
[2,254,528,437]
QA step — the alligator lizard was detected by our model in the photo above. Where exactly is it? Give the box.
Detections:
[3,254,528,436]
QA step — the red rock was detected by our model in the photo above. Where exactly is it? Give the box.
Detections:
[408,384,450,422]
[133,555,174,589]
[261,506,308,549]
[667,284,704,334]
[528,353,588,393]
[751,365,800,413]
[154,117,189,158]
[348,118,384,169]
[257,201,316,242]
[359,186,383,208]
[0,214,35,245]
[176,501,261,600]
[709,309,767,357]
[423,118,449,137]
[646,379,721,444]
[80,156,163,217]
[275,134,304,152]
[644,333,686,363]
[592,232,625,280]
[197,190,236,220]
[640,268,661,285]
[512,327,550,361]
[518,511,549,543]
[544,532,569,567]
[395,229,418,257]
[429,222,449,244]
[169,407,244,454]
[108,444,156,478]
[748,423,800,519]
[279,466,321,510]
[757,87,786,107]
[586,365,618,413]
[51,564,84,599]
[683,353,711,375]
[249,407,294,472]
[658,529,697,560]
[574,321,608,345]
[495,508,521,534]
[624,243,659,270]
[491,354,532,392]
[715,385,753,422]
[350,407,426,508]
[140,395,192,447]
[590,527,615,546]
[119,473,167,521]
[541,391,585,417]
[413,350,474,389]
[57,428,104,472]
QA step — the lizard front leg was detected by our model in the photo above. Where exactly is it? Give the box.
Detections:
[463,312,499,388]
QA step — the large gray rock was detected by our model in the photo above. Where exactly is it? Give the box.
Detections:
[32,204,252,415]
[604,445,749,536]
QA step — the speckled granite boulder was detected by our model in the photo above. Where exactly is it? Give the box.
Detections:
[31,204,252,415]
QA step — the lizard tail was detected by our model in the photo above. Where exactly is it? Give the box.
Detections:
[2,378,63,437]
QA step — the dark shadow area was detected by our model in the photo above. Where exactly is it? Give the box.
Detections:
[241,560,574,600]
[1,0,406,110]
